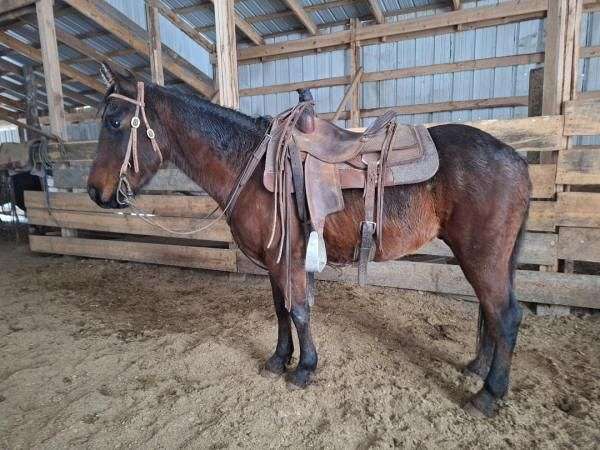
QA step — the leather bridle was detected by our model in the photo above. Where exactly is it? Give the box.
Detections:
[107,81,163,204]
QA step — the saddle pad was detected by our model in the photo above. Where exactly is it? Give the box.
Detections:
[263,124,439,192]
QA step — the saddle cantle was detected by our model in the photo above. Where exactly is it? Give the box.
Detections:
[262,90,439,292]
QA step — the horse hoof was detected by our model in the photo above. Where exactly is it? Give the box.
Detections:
[463,360,489,380]
[285,369,313,390]
[261,355,289,378]
[464,389,498,418]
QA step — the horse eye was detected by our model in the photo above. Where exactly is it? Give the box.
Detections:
[109,118,120,129]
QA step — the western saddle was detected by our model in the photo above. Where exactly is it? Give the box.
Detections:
[260,89,439,294]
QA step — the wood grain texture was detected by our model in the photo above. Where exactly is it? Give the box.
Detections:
[556,192,600,227]
[25,191,219,218]
[556,147,600,184]
[27,208,233,242]
[563,99,600,135]
[30,235,237,272]
[214,0,239,109]
[558,227,600,263]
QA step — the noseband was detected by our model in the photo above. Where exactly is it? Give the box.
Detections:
[108,81,163,204]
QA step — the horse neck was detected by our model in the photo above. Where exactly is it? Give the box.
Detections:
[156,91,265,208]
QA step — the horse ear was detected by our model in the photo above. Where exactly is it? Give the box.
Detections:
[99,63,116,88]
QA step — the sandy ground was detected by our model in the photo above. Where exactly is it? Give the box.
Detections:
[0,238,599,449]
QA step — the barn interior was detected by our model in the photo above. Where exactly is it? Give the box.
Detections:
[0,0,599,447]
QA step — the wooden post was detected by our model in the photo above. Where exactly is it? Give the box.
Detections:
[35,0,66,140]
[146,0,164,86]
[349,19,361,128]
[23,64,40,141]
[213,0,239,110]
[332,67,363,122]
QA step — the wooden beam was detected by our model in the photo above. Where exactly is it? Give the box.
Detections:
[542,0,568,115]
[281,0,317,35]
[239,52,544,97]
[451,0,461,10]
[0,109,62,141]
[332,66,363,121]
[0,94,26,111]
[36,0,66,140]
[146,0,164,85]
[0,32,105,93]
[583,0,600,12]
[144,0,214,52]
[23,64,40,140]
[238,0,549,61]
[349,18,360,128]
[233,13,265,46]
[321,96,530,120]
[214,0,239,109]
[367,0,385,24]
[0,0,35,14]
[63,0,216,97]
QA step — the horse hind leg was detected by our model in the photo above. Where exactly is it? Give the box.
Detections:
[463,306,494,379]
[465,284,522,417]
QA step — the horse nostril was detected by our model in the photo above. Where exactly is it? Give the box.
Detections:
[87,185,100,203]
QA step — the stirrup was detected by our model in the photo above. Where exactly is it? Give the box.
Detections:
[305,230,327,273]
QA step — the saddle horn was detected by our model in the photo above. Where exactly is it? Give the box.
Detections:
[296,89,316,134]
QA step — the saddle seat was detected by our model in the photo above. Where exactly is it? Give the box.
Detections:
[262,90,439,287]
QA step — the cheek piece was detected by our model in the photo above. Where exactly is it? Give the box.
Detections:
[108,81,162,204]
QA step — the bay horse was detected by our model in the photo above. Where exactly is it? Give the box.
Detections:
[87,65,530,418]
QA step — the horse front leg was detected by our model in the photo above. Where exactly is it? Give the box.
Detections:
[268,265,318,389]
[261,274,294,377]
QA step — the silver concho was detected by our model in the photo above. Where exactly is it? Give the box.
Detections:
[131,116,141,128]
[146,128,156,139]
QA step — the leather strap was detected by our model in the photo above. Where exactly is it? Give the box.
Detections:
[358,160,378,286]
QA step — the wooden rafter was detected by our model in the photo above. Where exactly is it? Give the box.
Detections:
[207,0,263,46]
[281,0,317,35]
[238,0,549,61]
[197,1,449,35]
[214,0,239,109]
[144,0,215,52]
[146,0,165,85]
[63,0,216,97]
[0,32,105,93]
[233,13,264,45]
[36,0,66,139]
[366,0,385,24]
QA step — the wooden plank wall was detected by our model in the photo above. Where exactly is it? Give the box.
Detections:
[24,108,600,310]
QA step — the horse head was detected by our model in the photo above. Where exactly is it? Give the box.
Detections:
[87,63,166,208]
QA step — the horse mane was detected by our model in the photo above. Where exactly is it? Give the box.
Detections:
[99,83,272,170]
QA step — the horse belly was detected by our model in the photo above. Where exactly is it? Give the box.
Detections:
[322,185,440,264]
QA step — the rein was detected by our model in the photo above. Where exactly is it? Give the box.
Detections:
[108,82,272,236]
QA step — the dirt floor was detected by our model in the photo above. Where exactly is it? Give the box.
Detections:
[0,238,599,449]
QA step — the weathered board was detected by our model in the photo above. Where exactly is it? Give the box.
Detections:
[316,260,600,309]
[416,232,558,266]
[558,227,600,263]
[27,208,233,242]
[25,191,220,217]
[30,235,237,272]
[556,147,600,184]
[528,201,556,232]
[563,99,600,135]
[556,192,600,228]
